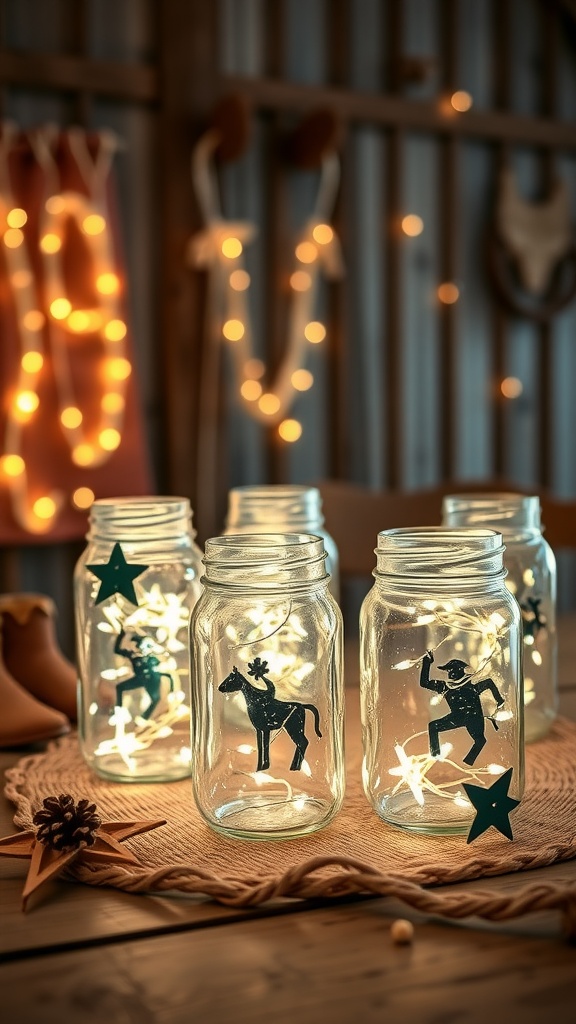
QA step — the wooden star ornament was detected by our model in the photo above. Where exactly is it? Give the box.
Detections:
[0,793,165,910]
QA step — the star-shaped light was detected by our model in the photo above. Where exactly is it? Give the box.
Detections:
[463,767,520,844]
[87,542,149,605]
[0,794,165,909]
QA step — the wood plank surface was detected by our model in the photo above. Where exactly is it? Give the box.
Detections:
[2,893,576,1024]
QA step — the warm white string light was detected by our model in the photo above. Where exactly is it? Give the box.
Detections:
[188,129,344,442]
[0,123,129,534]
[0,122,62,533]
[31,126,129,470]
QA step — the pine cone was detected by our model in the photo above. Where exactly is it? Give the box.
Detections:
[33,794,101,853]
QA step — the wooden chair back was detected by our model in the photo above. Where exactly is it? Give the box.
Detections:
[318,479,576,579]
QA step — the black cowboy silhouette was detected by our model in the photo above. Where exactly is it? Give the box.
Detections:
[520,596,547,639]
[114,628,174,720]
[218,656,322,772]
[420,650,505,766]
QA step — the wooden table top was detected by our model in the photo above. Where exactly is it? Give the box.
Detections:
[2,622,576,1023]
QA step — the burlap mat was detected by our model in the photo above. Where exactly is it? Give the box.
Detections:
[5,693,576,930]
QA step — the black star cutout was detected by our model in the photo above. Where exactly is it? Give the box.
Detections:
[463,767,520,844]
[87,542,149,605]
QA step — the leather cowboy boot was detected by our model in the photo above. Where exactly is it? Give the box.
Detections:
[0,625,70,747]
[0,593,78,722]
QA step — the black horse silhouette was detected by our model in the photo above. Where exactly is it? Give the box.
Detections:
[420,650,504,766]
[218,657,322,772]
[114,628,174,720]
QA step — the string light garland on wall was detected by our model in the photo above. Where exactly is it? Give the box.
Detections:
[0,124,130,534]
[188,126,344,444]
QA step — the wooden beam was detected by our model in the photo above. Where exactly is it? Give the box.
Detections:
[222,74,576,150]
[0,51,158,102]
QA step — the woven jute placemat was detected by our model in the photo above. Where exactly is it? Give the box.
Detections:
[5,695,576,933]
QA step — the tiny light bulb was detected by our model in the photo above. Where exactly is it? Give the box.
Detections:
[221,237,243,259]
[240,380,263,402]
[3,228,24,248]
[105,357,132,381]
[104,319,127,342]
[290,270,312,292]
[291,369,314,391]
[223,319,245,341]
[50,297,72,320]
[22,310,45,331]
[401,214,424,237]
[33,496,57,520]
[15,390,39,414]
[67,310,91,332]
[101,392,125,414]
[304,321,326,344]
[278,419,302,442]
[60,406,83,429]
[258,393,281,416]
[72,444,96,467]
[96,272,120,295]
[98,427,121,451]
[82,214,106,235]
[45,195,66,215]
[500,376,523,399]
[7,208,27,229]
[40,233,62,254]
[243,358,265,379]
[11,269,33,289]
[451,90,473,112]
[312,223,334,245]
[437,282,460,304]
[230,269,250,291]
[21,351,43,374]
[295,241,317,264]
[1,454,25,477]
[72,486,95,510]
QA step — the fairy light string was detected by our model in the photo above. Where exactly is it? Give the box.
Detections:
[188,128,344,440]
[0,123,129,534]
[0,122,60,534]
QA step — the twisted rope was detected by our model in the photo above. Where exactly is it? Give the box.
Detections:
[67,853,576,939]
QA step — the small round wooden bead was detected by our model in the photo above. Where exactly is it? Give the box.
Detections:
[390,918,414,945]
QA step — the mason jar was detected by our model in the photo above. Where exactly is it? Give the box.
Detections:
[74,497,203,782]
[224,484,340,602]
[190,533,345,840]
[442,493,557,742]
[360,528,523,836]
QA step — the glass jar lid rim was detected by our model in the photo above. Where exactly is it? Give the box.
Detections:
[92,495,190,507]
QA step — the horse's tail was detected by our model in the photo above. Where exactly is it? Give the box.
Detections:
[303,703,322,737]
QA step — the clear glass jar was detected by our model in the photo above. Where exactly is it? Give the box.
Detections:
[360,528,523,836]
[190,533,345,840]
[442,493,557,742]
[224,485,340,602]
[74,497,203,782]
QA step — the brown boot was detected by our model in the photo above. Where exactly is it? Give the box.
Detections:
[0,593,78,723]
[0,647,70,748]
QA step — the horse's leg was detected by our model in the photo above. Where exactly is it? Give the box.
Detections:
[261,728,271,770]
[255,729,271,771]
[284,708,308,771]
